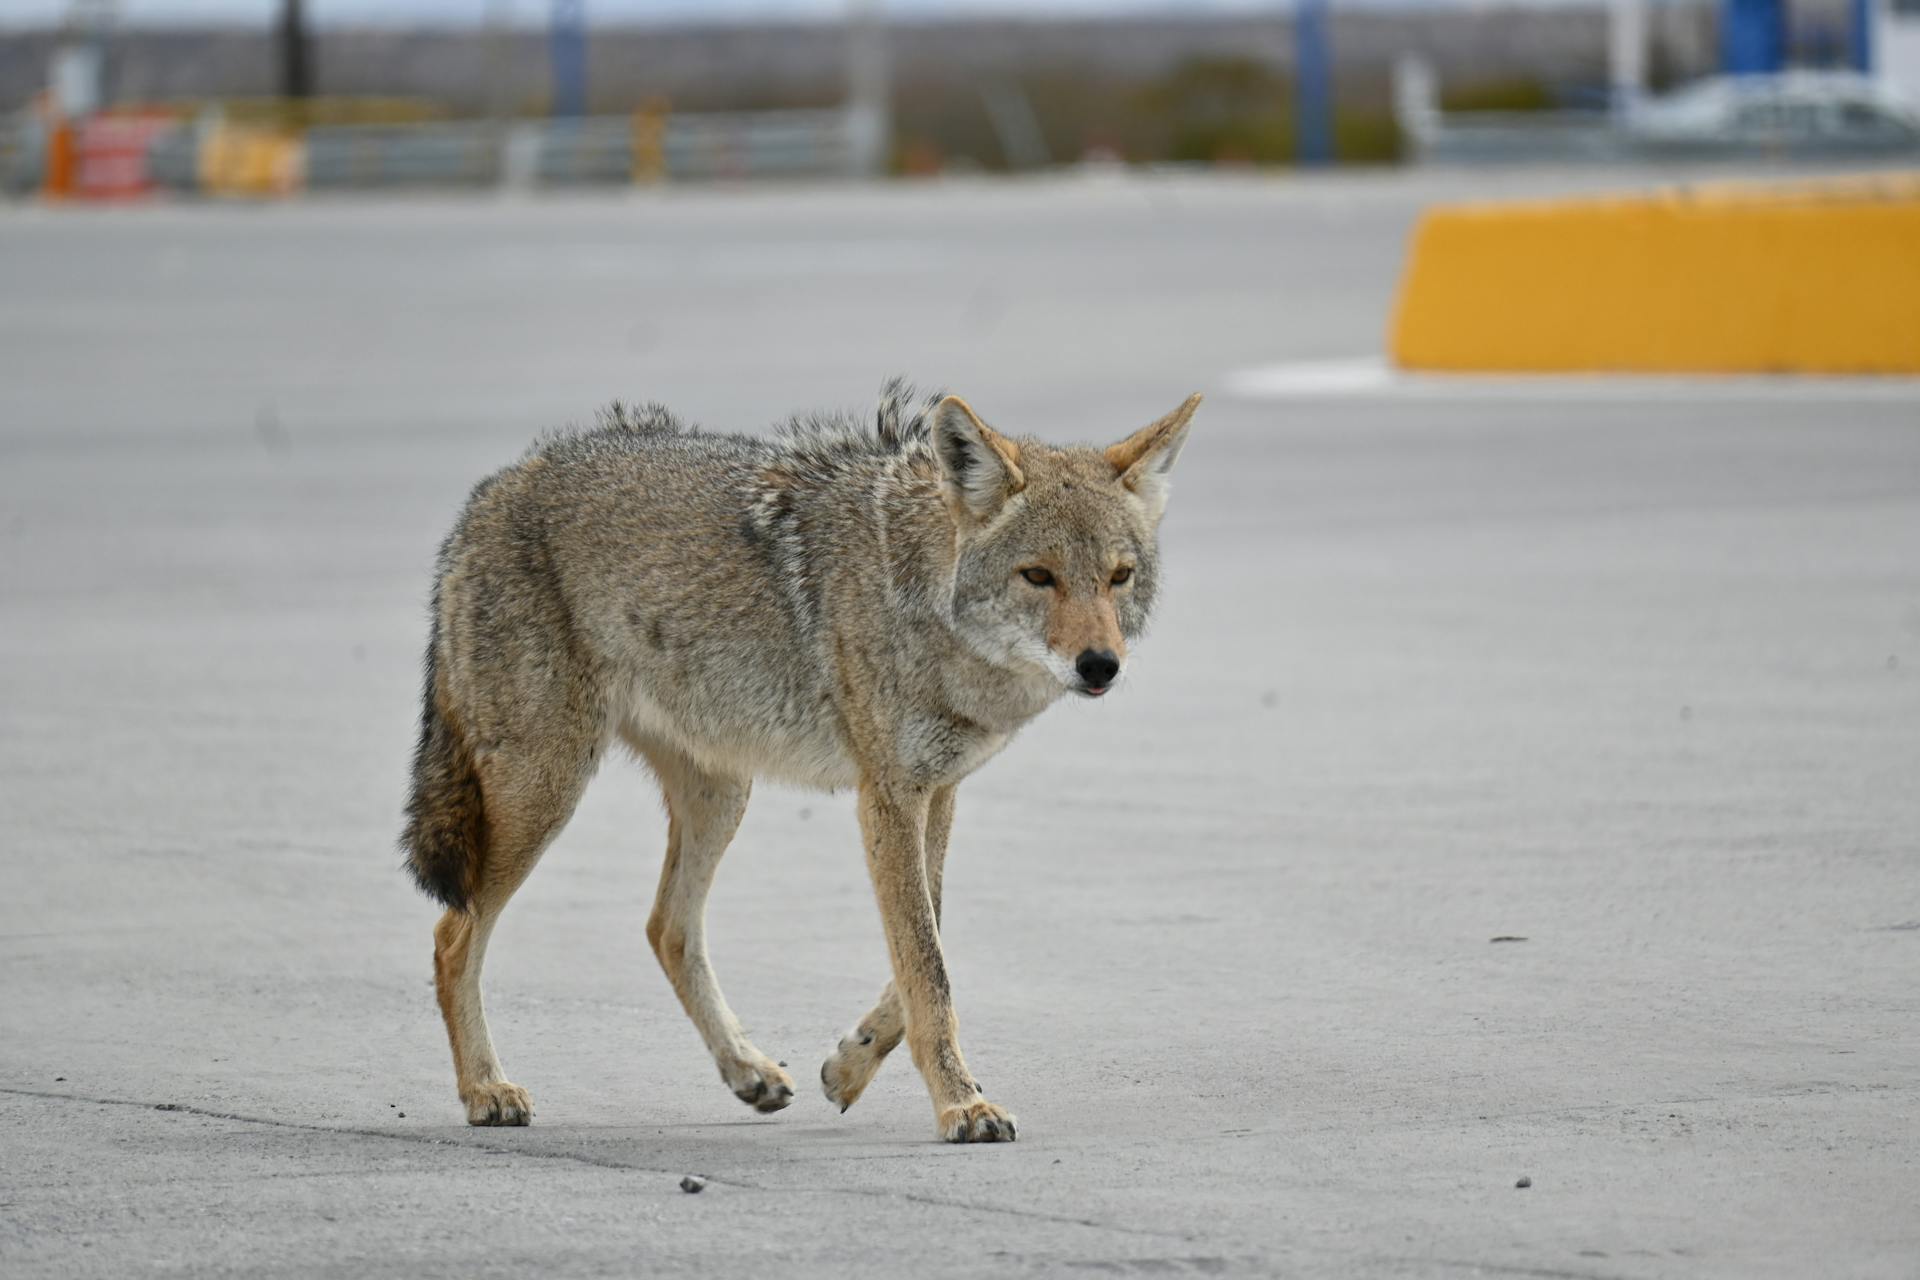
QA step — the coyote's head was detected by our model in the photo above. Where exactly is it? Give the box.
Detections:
[931,393,1201,698]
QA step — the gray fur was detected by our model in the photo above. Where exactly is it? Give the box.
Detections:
[419,381,1169,791]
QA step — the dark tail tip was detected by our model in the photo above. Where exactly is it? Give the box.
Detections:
[401,652,485,913]
[403,813,480,912]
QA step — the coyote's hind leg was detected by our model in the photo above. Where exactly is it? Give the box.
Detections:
[435,907,531,1125]
[432,731,602,1127]
[822,785,955,1113]
[636,741,795,1114]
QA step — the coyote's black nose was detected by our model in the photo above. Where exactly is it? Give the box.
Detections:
[1075,649,1120,688]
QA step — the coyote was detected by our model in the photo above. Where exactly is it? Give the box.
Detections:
[402,381,1199,1142]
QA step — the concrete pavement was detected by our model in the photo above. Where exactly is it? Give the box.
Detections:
[2,172,1917,1278]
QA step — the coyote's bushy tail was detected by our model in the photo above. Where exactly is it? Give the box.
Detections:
[401,633,487,913]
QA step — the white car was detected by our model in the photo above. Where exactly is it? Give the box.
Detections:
[1629,72,1920,153]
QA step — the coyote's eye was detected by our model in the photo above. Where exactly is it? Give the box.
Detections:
[1110,566,1134,586]
[1019,567,1055,588]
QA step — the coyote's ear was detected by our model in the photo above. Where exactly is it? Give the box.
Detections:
[1106,393,1201,521]
[931,395,1025,521]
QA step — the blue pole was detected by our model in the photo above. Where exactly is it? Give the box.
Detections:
[550,0,587,118]
[1294,0,1333,166]
[1721,0,1786,75]
[1850,0,1874,71]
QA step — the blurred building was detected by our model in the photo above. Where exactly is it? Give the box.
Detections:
[1887,0,1920,92]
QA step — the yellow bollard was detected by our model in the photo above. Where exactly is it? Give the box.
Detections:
[632,97,669,185]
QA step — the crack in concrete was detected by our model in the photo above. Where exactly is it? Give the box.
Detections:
[0,1086,1200,1245]
[1407,1257,1629,1280]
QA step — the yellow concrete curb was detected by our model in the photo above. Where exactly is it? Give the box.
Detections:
[1389,173,1920,375]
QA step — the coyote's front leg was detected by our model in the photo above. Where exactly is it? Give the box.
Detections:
[857,778,1014,1143]
[821,785,955,1113]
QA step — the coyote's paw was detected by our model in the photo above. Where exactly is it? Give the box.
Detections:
[938,1099,1017,1144]
[722,1055,795,1114]
[820,1029,892,1114]
[462,1081,533,1127]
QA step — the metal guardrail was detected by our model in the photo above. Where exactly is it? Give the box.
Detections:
[298,110,853,190]
[521,110,852,185]
[306,121,503,188]
[1413,112,1628,164]
[1409,111,1920,164]
[304,110,856,188]
[144,124,197,190]
[1,119,45,196]
[0,107,859,198]
[534,118,630,184]
[662,110,853,180]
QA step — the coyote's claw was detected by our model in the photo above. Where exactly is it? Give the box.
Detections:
[724,1058,795,1114]
[938,1099,1017,1144]
[462,1081,533,1127]
[821,1026,896,1114]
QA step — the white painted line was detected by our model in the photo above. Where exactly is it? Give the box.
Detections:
[1222,357,1920,403]
[1222,357,1396,398]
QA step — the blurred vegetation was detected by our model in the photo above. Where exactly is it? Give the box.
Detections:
[891,56,1405,172]
[1436,78,1556,114]
[154,97,452,128]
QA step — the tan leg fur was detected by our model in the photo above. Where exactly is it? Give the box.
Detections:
[431,724,602,1126]
[820,784,955,1113]
[638,742,795,1113]
[857,778,1013,1143]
